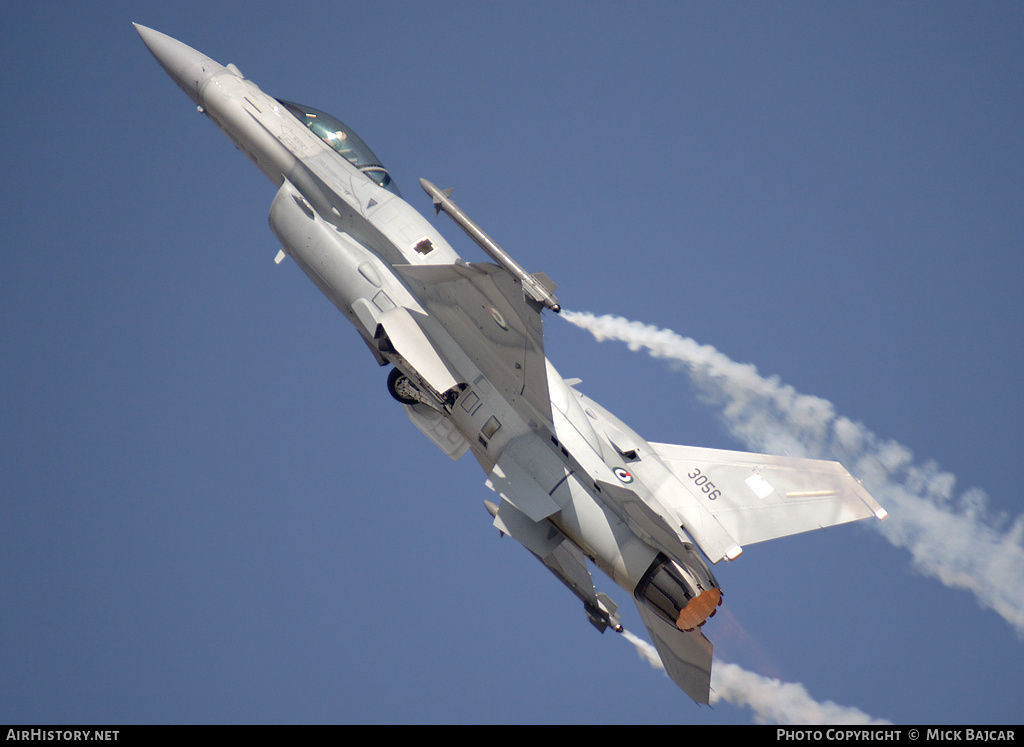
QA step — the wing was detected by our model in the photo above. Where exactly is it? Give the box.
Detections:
[650,442,886,550]
[396,262,552,427]
[633,601,714,704]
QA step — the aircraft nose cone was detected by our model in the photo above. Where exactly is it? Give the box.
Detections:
[134,23,226,105]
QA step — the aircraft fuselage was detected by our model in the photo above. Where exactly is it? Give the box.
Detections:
[138,24,885,704]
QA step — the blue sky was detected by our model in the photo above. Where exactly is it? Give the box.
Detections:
[2,1,1022,725]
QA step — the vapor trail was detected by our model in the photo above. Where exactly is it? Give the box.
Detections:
[710,661,891,725]
[563,311,1024,637]
[620,632,890,724]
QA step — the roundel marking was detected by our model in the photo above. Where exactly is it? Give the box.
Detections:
[488,306,508,331]
[614,467,634,484]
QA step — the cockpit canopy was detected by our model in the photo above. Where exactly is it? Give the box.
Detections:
[279,100,398,194]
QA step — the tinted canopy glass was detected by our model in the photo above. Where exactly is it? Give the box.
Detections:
[279,100,397,194]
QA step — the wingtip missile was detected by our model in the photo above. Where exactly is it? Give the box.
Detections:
[420,178,561,312]
[420,178,454,215]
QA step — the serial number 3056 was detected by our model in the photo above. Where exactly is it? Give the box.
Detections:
[687,468,721,500]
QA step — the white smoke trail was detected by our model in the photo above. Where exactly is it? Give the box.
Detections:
[620,632,890,724]
[622,629,665,669]
[710,661,891,725]
[564,311,1024,637]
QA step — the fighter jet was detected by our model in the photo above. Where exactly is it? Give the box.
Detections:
[136,24,887,704]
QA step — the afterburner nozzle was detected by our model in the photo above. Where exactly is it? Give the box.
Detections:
[676,588,722,631]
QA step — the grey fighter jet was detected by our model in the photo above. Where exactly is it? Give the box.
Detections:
[136,24,887,704]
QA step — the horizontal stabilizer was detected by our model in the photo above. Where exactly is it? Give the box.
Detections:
[650,443,886,552]
[634,601,714,704]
